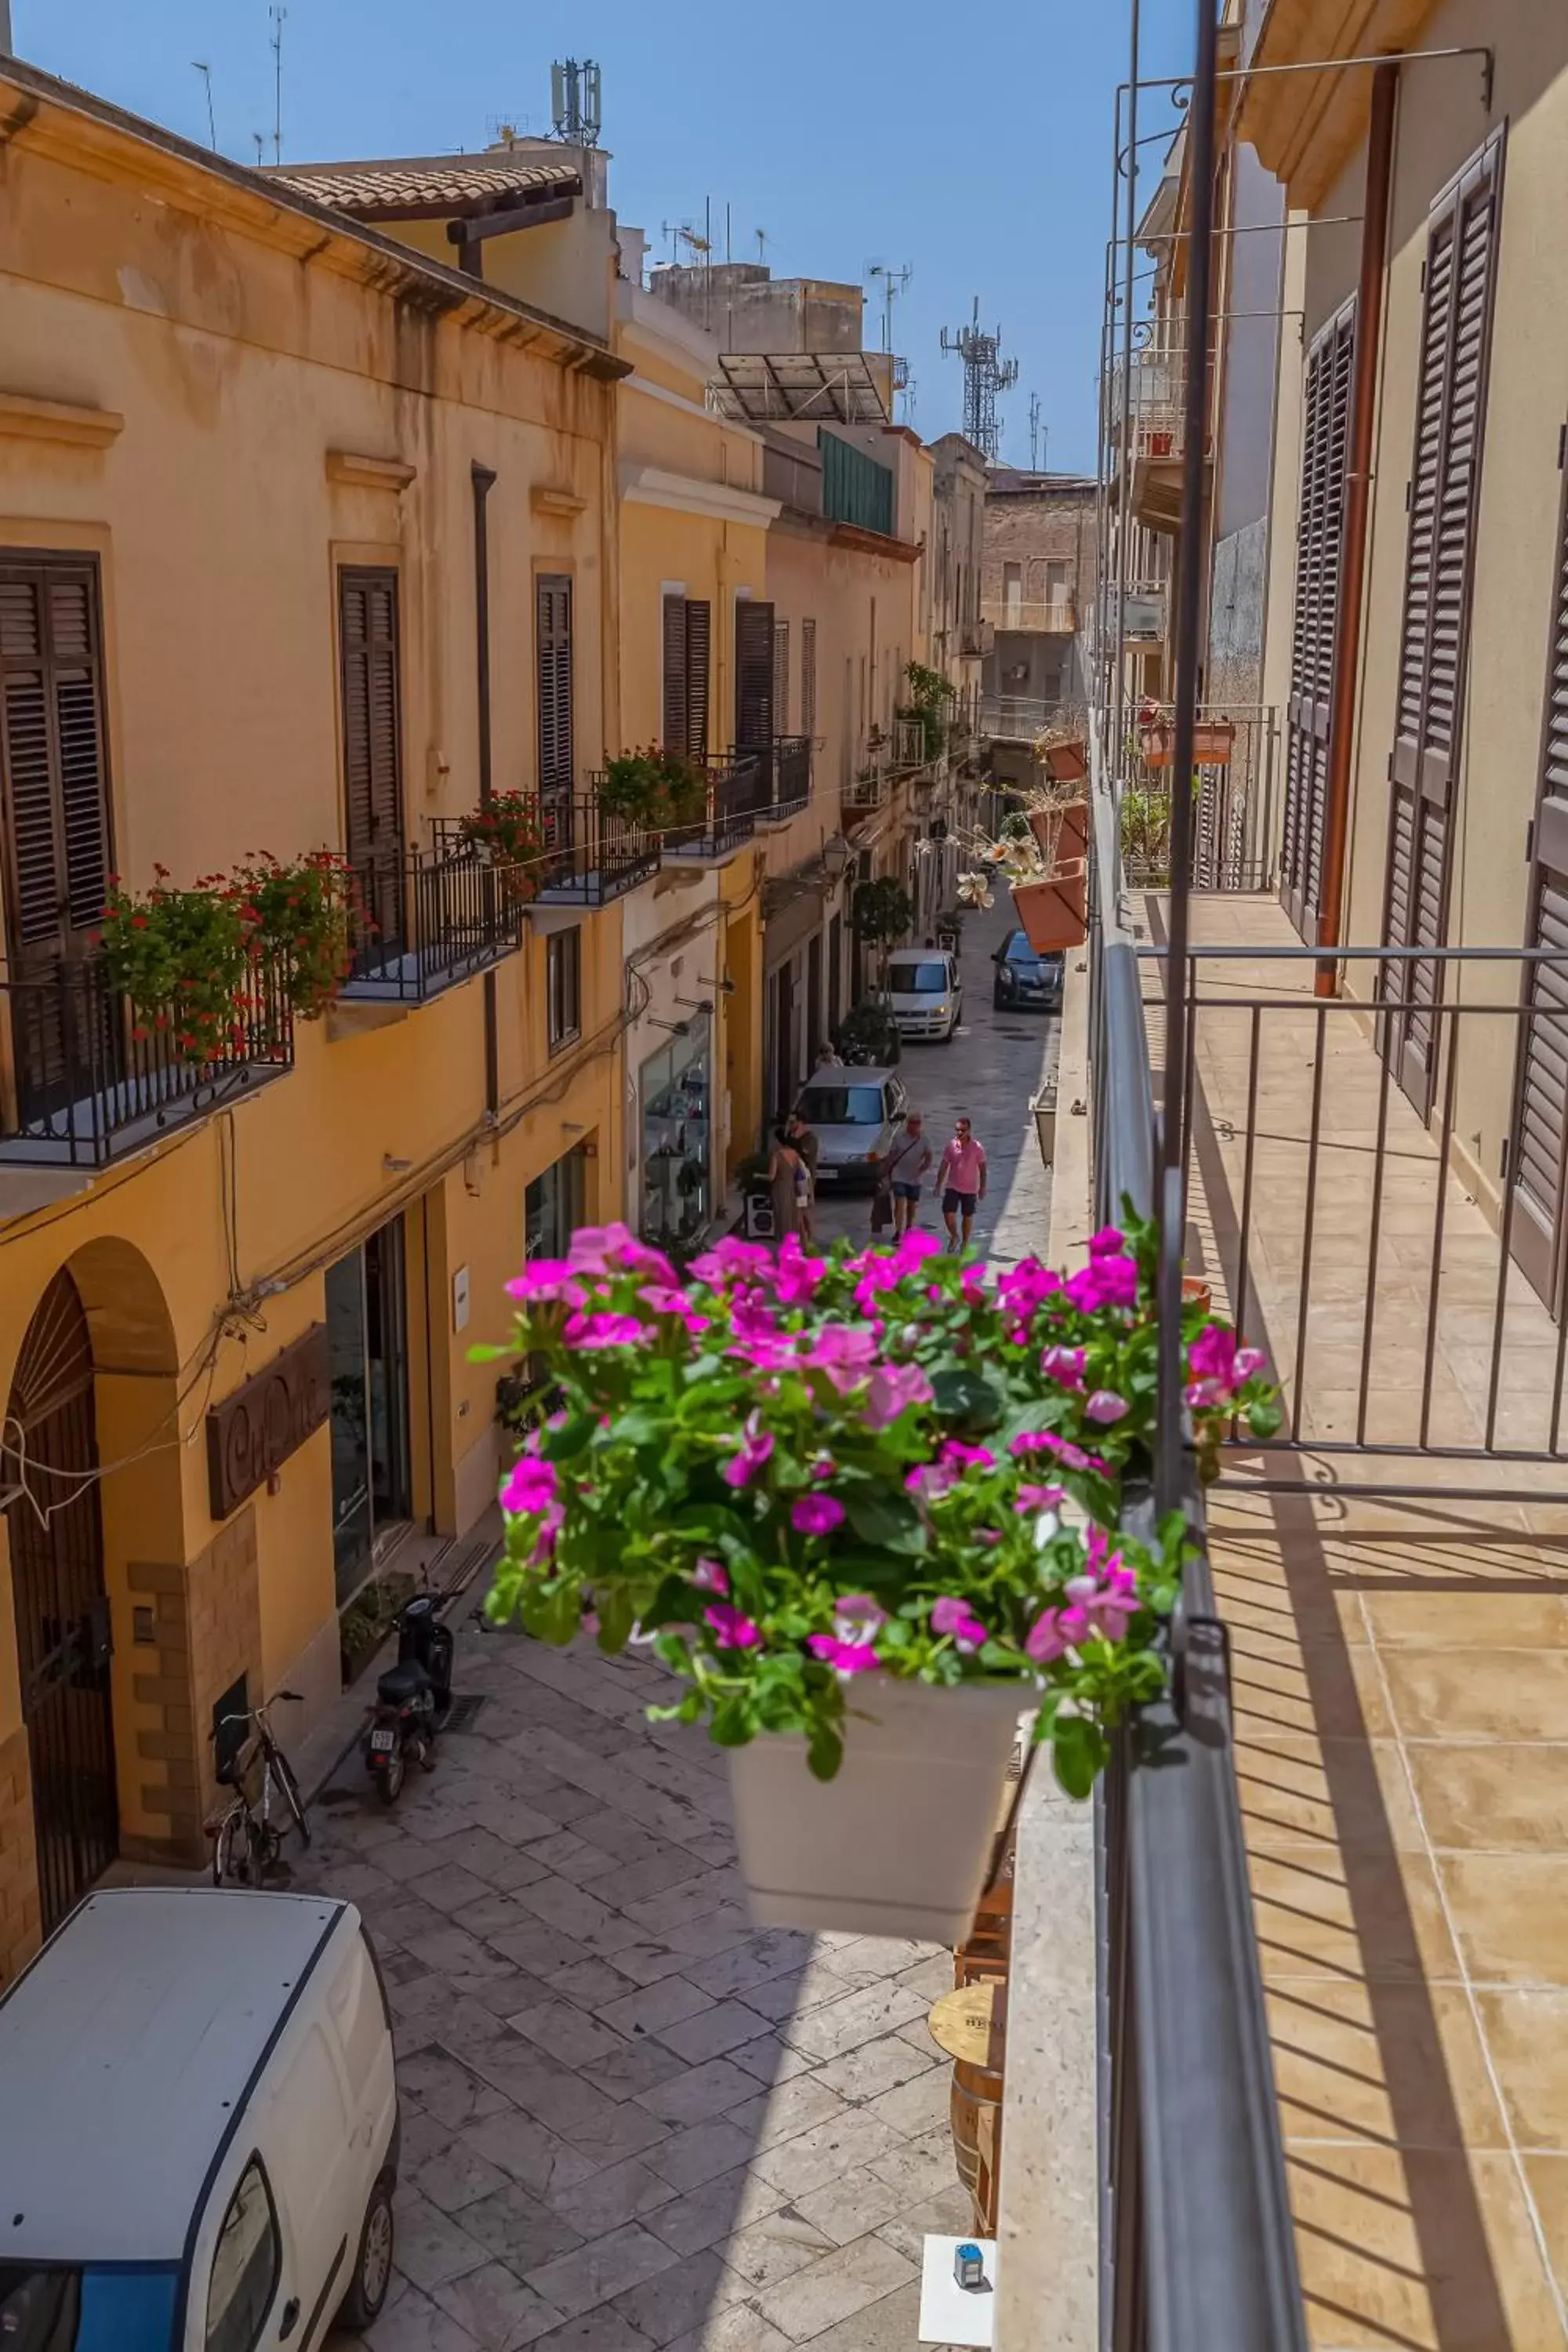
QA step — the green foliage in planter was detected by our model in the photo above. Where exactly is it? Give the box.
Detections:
[833,1000,902,1065]
[898,660,958,760]
[97,866,251,1063]
[999,810,1033,844]
[1121,787,1172,884]
[600,748,707,827]
[851,877,913,947]
[478,1210,1279,1794]
[232,848,357,1018]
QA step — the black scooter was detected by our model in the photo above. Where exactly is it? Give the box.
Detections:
[363,1590,455,1805]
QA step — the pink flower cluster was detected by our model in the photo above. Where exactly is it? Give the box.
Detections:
[1185,1323,1268,1411]
[499,1453,564,1563]
[1025,1530,1142,1661]
[808,1594,885,1675]
[1063,1226,1140,1315]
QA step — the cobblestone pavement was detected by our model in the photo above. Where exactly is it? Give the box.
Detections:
[309,905,1058,2350]
[810,894,1059,1261]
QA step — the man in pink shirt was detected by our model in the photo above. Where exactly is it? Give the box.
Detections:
[935,1116,987,1253]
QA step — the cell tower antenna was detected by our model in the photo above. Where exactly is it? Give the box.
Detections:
[550,60,602,146]
[866,261,912,356]
[940,298,1019,461]
[268,5,285,163]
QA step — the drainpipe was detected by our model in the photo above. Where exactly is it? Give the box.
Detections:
[0,5,13,54]
[1316,59,1399,997]
[473,462,500,1117]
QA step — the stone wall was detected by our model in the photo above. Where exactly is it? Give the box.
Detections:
[127,1504,262,1866]
[1207,517,1269,712]
[0,1725,41,1986]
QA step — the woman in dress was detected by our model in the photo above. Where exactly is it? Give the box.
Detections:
[767,1123,804,1240]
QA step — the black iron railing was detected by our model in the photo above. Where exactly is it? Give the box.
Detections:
[659,753,769,862]
[1085,718,1307,2352]
[1120,707,1283,893]
[342,836,522,1004]
[756,735,812,821]
[535,793,659,906]
[0,949,293,1169]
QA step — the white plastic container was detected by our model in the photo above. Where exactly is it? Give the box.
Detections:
[727,1679,1029,1943]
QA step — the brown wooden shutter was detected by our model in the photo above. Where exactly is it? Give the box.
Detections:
[801,619,818,739]
[0,557,113,977]
[773,620,790,736]
[662,594,688,755]
[536,574,574,797]
[1382,132,1504,1115]
[685,601,710,762]
[339,567,403,862]
[735,600,775,749]
[1281,302,1355,937]
[1512,438,1568,1307]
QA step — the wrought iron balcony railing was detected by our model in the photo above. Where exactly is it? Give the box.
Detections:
[659,753,770,863]
[757,735,813,822]
[340,835,522,1004]
[0,949,293,1170]
[532,794,660,907]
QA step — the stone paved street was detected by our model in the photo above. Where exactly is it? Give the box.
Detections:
[306,896,1058,2350]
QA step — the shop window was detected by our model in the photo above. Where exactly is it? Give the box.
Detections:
[640,1010,712,1250]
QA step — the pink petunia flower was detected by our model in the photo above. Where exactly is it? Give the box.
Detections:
[906,1461,958,1501]
[1010,1429,1105,1473]
[931,1595,989,1652]
[1025,1607,1071,1663]
[1064,1253,1139,1314]
[1084,1390,1129,1425]
[834,1595,887,1638]
[1088,1225,1127,1260]
[864,1361,935,1431]
[505,1259,585,1307]
[691,1558,729,1595]
[807,1634,881,1674]
[705,1602,762,1650]
[940,1439,996,1471]
[1040,1344,1087,1388]
[690,1237,775,1286]
[791,1494,846,1537]
[800,1323,880,1394]
[775,1233,827,1305]
[563,1311,647,1349]
[720,1414,775,1489]
[502,1454,558,1516]
[1016,1483,1066,1513]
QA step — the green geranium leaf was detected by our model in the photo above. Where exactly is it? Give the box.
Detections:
[930,1368,1004,1427]
[807,1720,844,1780]
[1247,1396,1283,1439]
[844,1488,927,1553]
[1052,1713,1108,1799]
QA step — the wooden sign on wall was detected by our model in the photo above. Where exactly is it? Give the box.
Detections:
[206,1324,331,1520]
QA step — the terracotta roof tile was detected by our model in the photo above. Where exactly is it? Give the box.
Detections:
[267,156,581,215]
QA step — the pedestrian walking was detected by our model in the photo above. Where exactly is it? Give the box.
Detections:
[788,1115,820,1243]
[876,1110,934,1237]
[767,1123,805,1240]
[936,1114,987,1253]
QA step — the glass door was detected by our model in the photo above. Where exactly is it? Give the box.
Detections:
[327,1218,411,1606]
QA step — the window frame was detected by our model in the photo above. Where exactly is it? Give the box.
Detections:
[546,925,583,1054]
[202,2154,281,2352]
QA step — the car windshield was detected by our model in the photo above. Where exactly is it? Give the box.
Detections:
[0,2265,180,2352]
[1005,937,1045,969]
[886,960,949,993]
[797,1085,886,1126]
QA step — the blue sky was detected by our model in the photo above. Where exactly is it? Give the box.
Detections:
[18,0,1196,471]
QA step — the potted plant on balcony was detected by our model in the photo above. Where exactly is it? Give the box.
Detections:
[966,807,1087,956]
[1138,710,1236,768]
[600,748,706,829]
[456,790,546,904]
[481,1218,1277,1939]
[897,660,956,764]
[232,849,358,1018]
[97,866,252,1063]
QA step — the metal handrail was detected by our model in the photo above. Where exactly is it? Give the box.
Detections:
[1086,700,1307,2352]
[341,837,522,1001]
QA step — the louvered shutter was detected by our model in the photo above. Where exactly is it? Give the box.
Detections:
[1512,445,1568,1308]
[773,620,790,736]
[1281,301,1355,937]
[735,601,775,750]
[0,559,113,976]
[802,619,818,739]
[685,601,710,763]
[662,594,688,756]
[1382,132,1504,1115]
[536,575,574,798]
[339,567,404,954]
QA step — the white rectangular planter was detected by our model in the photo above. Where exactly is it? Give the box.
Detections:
[727,1679,1029,1944]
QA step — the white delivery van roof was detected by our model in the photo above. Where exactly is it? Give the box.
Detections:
[0,1886,349,2263]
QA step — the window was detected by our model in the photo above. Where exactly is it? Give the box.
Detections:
[772,619,789,735]
[797,1083,885,1127]
[339,567,403,957]
[801,619,817,739]
[0,555,114,975]
[662,594,710,760]
[537,574,573,796]
[547,926,581,1051]
[1280,299,1356,938]
[205,2161,279,2352]
[1002,561,1023,614]
[640,1011,711,1247]
[735,599,776,749]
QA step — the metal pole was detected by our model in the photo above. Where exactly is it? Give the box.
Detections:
[0,2,13,55]
[1156,0,1218,1515]
[1115,10,1141,780]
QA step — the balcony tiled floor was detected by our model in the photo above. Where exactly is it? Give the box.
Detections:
[1145,895,1568,2348]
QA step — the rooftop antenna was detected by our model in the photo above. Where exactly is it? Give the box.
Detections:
[941,298,1018,461]
[550,59,602,146]
[268,5,285,163]
[755,227,770,269]
[1028,392,1043,470]
[866,262,912,356]
[191,60,216,150]
[252,131,265,167]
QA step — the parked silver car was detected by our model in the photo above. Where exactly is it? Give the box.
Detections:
[794,1066,908,1187]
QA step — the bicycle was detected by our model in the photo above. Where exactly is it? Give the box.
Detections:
[208,1692,312,1886]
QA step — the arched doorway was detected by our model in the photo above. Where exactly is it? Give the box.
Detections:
[5,1268,117,1929]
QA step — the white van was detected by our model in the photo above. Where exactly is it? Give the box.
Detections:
[0,1886,399,2350]
[882,949,963,1042]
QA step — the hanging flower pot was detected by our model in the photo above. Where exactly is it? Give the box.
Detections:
[728,1679,1027,1940]
[1041,737,1088,786]
[1138,720,1236,769]
[1011,868,1087,953]
[1027,798,1089,867]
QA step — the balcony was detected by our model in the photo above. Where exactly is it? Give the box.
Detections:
[0,949,292,1174]
[659,752,770,865]
[982,595,1079,635]
[529,794,659,910]
[1108,351,1189,459]
[978,693,1065,743]
[750,735,814,826]
[1105,583,1167,644]
[338,834,521,1009]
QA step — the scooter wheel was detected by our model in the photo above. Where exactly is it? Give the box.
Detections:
[376,1749,406,1806]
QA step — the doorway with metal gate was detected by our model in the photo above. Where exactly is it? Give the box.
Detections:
[4,1268,118,1933]
[326,1218,412,1607]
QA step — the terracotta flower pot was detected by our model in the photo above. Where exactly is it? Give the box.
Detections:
[727,1679,1027,1941]
[1027,799,1088,867]
[1139,720,1236,769]
[1011,868,1087,954]
[1042,737,1088,786]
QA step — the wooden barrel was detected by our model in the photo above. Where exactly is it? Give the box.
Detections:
[930,1980,1007,2237]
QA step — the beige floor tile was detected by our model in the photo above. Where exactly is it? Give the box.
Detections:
[1232,1643,1396,1743]
[1363,1592,1568,1648]
[1438,1856,1568,1989]
[1249,1850,1461,1987]
[1267,1980,1508,2151]
[1238,1737,1425,1854]
[1519,2155,1568,2312]
[1474,1991,1568,2152]
[1287,2143,1565,2351]
[1406,1745,1568,1853]
[1380,1651,1568,1744]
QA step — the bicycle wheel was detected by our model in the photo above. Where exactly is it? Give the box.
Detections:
[213,1809,259,1887]
[270,1745,311,1849]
